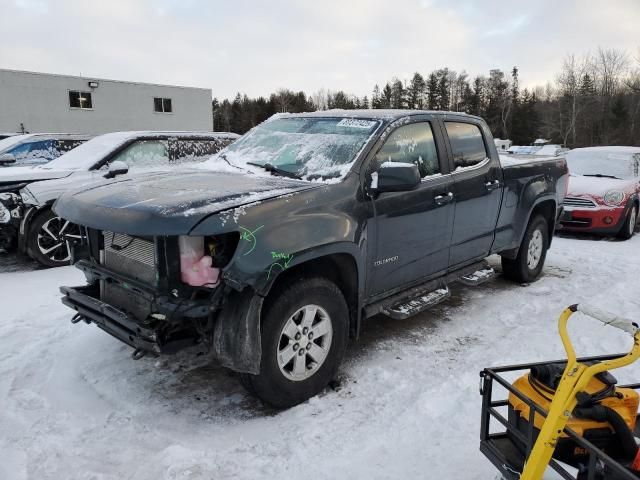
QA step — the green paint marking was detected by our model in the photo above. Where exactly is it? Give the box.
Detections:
[239,225,264,256]
[267,252,294,280]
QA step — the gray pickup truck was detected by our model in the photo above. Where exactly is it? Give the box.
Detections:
[55,110,568,407]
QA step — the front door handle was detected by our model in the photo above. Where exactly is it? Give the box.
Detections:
[435,192,454,205]
[485,179,501,191]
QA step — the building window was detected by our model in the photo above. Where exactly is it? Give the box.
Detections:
[69,91,93,109]
[154,97,172,113]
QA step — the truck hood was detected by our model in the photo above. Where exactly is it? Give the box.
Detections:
[0,165,73,184]
[53,169,318,236]
[567,174,637,200]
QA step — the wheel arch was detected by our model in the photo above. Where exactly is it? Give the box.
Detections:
[263,251,361,339]
[499,197,556,260]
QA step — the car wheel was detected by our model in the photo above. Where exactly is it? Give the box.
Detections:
[617,205,637,240]
[27,209,82,268]
[501,214,549,283]
[240,276,349,408]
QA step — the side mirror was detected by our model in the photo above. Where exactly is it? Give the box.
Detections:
[0,153,16,165]
[371,162,421,193]
[105,160,129,178]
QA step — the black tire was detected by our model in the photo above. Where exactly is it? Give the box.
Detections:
[27,209,80,268]
[501,214,549,283]
[617,204,637,240]
[240,276,349,408]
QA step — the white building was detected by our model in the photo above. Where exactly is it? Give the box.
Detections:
[494,138,512,152]
[0,69,213,134]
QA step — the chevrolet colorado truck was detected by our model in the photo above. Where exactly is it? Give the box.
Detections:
[55,110,568,407]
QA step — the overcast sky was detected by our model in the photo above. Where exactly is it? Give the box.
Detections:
[1,0,639,100]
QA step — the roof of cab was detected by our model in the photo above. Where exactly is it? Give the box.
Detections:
[278,109,480,122]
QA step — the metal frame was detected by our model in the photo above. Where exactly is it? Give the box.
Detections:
[479,355,640,480]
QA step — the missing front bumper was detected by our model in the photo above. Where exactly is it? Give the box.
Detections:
[60,283,209,356]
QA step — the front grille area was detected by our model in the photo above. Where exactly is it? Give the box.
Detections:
[561,218,593,228]
[563,196,597,209]
[102,231,157,285]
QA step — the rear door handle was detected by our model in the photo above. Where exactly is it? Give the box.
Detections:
[435,192,454,205]
[485,180,501,191]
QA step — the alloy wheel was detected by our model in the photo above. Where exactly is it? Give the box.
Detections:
[277,304,333,382]
[36,216,82,264]
[527,229,543,270]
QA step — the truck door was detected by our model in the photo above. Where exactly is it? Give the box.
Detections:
[444,120,503,267]
[368,120,455,296]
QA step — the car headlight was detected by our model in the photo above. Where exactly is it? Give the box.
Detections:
[603,190,625,206]
[19,187,37,206]
[0,202,10,224]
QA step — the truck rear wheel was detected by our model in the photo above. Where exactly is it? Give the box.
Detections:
[240,276,348,408]
[501,214,549,283]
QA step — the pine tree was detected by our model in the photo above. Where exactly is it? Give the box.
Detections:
[436,69,450,110]
[361,96,370,109]
[390,78,405,109]
[427,73,439,110]
[407,72,426,109]
[470,76,484,116]
[381,83,393,108]
[372,85,381,108]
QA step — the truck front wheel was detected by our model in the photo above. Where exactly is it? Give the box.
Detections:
[240,276,349,408]
[501,214,549,283]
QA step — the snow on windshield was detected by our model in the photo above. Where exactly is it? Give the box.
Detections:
[566,149,640,179]
[203,116,381,182]
[0,134,33,154]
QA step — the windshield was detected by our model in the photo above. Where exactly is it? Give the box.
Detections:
[0,134,32,154]
[205,116,382,181]
[566,150,640,180]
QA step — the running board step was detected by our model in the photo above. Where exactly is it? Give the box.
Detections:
[457,266,496,287]
[383,287,451,320]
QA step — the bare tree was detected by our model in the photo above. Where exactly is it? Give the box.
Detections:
[556,54,590,146]
[310,89,329,111]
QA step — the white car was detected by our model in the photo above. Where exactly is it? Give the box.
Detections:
[0,131,239,265]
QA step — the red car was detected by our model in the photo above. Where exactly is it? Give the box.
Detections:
[559,147,640,239]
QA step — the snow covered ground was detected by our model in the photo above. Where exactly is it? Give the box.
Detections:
[2,234,640,480]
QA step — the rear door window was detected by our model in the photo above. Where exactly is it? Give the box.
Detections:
[170,138,233,163]
[445,122,488,169]
[374,122,440,178]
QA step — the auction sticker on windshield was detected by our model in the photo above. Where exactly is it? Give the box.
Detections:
[336,119,377,129]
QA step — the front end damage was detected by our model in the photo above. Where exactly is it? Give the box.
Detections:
[60,228,264,374]
[0,193,23,251]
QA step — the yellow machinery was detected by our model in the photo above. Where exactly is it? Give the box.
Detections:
[479,304,640,480]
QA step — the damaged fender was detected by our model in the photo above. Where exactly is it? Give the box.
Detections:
[213,287,264,374]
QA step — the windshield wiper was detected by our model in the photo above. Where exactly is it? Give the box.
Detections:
[583,173,621,179]
[246,162,302,179]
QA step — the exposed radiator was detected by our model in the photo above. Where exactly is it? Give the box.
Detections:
[102,231,157,285]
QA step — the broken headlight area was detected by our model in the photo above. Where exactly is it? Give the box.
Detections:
[62,230,241,357]
[179,233,239,288]
[0,193,22,224]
